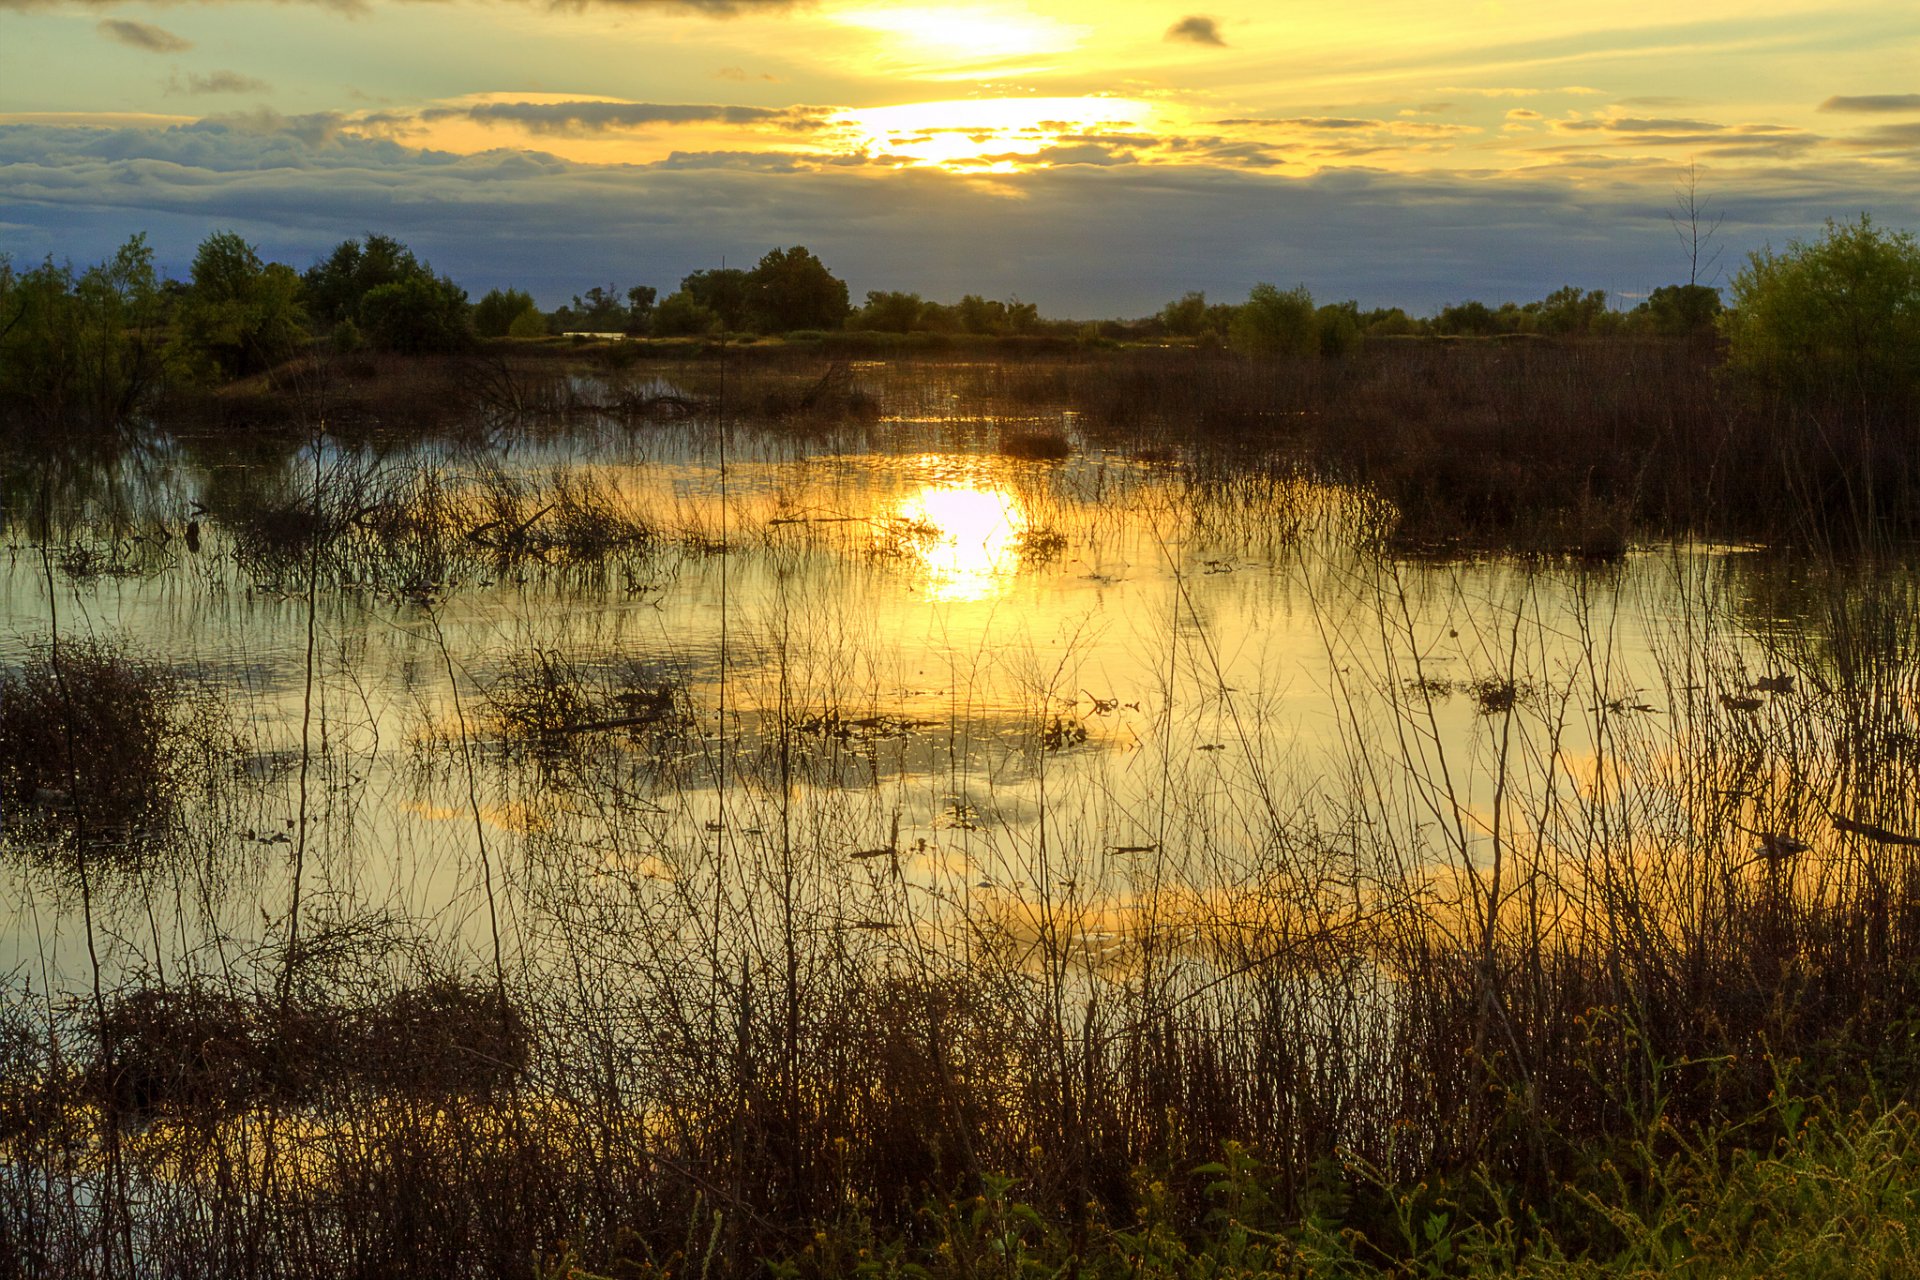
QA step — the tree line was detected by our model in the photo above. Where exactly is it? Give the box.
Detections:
[3,215,1916,430]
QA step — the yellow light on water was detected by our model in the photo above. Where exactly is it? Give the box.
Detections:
[893,482,1026,602]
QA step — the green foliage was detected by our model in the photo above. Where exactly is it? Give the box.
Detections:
[473,287,540,338]
[358,273,472,354]
[0,234,173,430]
[855,290,926,333]
[303,233,428,329]
[1434,299,1500,336]
[1638,283,1723,337]
[548,283,653,336]
[1159,290,1212,337]
[677,267,752,331]
[1316,301,1363,355]
[1531,285,1611,335]
[507,308,548,339]
[1362,306,1419,336]
[175,231,306,379]
[302,233,469,352]
[1230,283,1319,356]
[651,289,720,337]
[1722,213,1920,408]
[747,245,852,333]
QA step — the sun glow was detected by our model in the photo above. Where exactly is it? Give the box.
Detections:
[833,96,1155,170]
[830,6,1078,65]
[891,482,1027,603]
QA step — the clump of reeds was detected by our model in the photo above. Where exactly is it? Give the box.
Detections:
[79,974,526,1126]
[0,638,214,851]
[998,426,1073,460]
[487,647,686,753]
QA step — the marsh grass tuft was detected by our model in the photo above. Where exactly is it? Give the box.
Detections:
[0,639,225,854]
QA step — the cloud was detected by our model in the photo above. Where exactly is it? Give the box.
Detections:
[4,117,1918,317]
[407,99,826,134]
[1819,94,1920,114]
[97,19,191,52]
[171,71,273,95]
[1165,15,1224,47]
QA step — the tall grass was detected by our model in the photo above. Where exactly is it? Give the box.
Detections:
[4,352,1920,1277]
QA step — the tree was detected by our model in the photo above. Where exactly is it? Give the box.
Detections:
[1315,301,1362,355]
[1434,299,1500,337]
[303,234,425,329]
[855,290,925,333]
[176,231,306,379]
[1159,291,1211,338]
[678,268,751,332]
[1722,214,1920,409]
[746,246,850,333]
[1229,283,1318,356]
[302,234,469,351]
[358,274,472,354]
[0,235,174,429]
[1638,284,1722,338]
[1530,286,1610,335]
[624,286,657,335]
[1671,161,1725,287]
[651,290,719,337]
[474,287,540,338]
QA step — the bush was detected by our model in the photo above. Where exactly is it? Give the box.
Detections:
[0,639,193,844]
[1229,283,1319,356]
[1723,213,1920,410]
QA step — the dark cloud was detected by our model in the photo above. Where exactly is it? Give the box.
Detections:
[1214,117,1376,130]
[413,100,825,134]
[171,71,273,95]
[4,117,1918,317]
[1842,122,1920,149]
[97,19,191,52]
[1165,16,1224,47]
[1819,94,1920,114]
[1559,116,1725,134]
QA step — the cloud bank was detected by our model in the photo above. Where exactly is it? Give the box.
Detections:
[3,118,1918,316]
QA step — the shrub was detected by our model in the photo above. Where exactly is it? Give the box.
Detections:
[1229,283,1319,357]
[0,639,193,844]
[1722,213,1920,410]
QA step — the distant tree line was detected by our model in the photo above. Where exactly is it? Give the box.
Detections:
[2,215,1913,430]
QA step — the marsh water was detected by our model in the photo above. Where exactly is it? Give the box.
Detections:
[0,382,1851,999]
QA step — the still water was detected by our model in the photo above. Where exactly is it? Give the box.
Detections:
[0,405,1813,995]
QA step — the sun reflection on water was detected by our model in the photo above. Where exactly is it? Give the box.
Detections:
[891,479,1027,602]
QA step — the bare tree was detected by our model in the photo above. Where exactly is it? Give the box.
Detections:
[1670,160,1725,286]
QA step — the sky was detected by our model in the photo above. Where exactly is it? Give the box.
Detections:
[3,0,1919,315]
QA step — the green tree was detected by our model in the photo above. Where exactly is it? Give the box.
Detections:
[1434,299,1500,336]
[1637,283,1722,338]
[651,290,719,337]
[1530,285,1610,335]
[1722,214,1920,408]
[303,234,425,329]
[358,274,471,354]
[747,246,850,333]
[624,286,657,335]
[176,231,306,379]
[678,268,751,332]
[1229,283,1318,356]
[0,235,174,430]
[855,290,925,333]
[473,287,540,339]
[1159,291,1211,338]
[1315,301,1362,356]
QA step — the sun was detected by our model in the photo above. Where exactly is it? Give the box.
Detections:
[831,96,1155,171]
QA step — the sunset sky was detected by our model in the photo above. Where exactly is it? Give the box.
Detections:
[4,0,1918,313]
